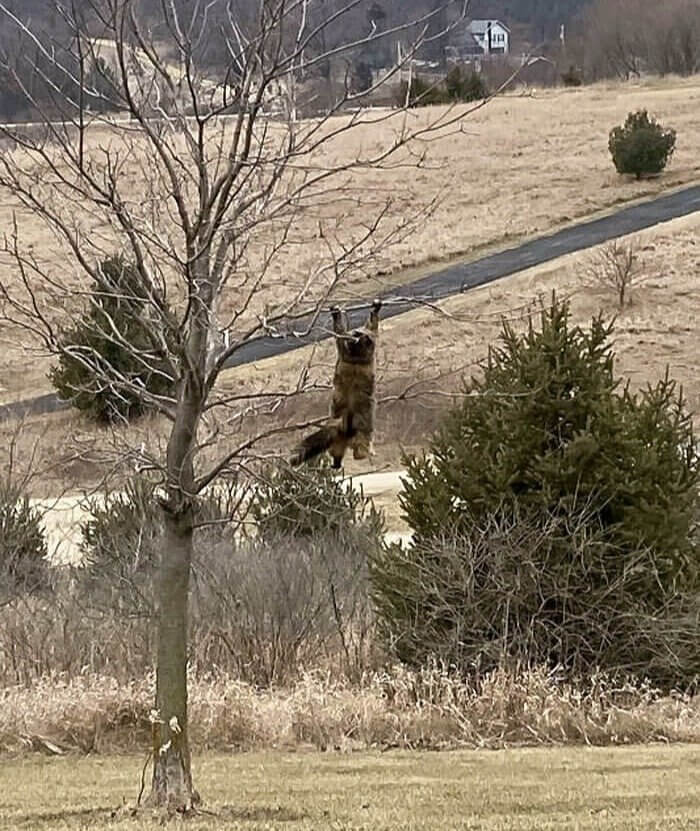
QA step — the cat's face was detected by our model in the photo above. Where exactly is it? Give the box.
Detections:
[339,329,375,363]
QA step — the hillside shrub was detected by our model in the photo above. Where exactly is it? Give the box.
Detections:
[50,255,175,423]
[445,66,489,101]
[0,480,51,603]
[397,75,449,108]
[252,458,385,544]
[561,65,583,86]
[608,110,676,179]
[371,297,700,684]
[398,68,488,108]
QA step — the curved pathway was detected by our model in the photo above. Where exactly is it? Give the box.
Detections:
[2,183,700,423]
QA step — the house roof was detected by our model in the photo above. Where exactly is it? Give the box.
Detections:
[467,19,511,35]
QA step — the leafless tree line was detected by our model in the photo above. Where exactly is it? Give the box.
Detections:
[585,0,700,80]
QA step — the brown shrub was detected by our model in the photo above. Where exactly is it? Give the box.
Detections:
[2,665,699,755]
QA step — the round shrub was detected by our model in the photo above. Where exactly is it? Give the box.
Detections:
[608,110,676,179]
[371,297,700,684]
[0,481,51,603]
[445,66,488,102]
[50,255,175,423]
[252,458,385,545]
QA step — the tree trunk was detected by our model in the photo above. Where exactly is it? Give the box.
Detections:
[147,502,199,811]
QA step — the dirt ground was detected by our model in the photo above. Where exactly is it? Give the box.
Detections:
[2,74,700,403]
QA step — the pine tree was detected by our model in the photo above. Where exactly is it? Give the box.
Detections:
[371,297,700,682]
[50,256,174,422]
[609,110,676,179]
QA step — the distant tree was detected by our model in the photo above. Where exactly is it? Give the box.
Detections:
[560,64,582,86]
[608,110,676,179]
[353,59,374,93]
[397,75,449,107]
[49,256,175,423]
[585,0,700,80]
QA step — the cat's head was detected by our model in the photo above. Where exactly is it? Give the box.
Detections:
[338,327,376,364]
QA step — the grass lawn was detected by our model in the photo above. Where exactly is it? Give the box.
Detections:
[1,746,699,829]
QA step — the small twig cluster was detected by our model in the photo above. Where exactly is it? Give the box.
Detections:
[582,238,645,308]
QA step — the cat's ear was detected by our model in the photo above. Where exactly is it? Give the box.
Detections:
[367,298,381,333]
[330,306,346,335]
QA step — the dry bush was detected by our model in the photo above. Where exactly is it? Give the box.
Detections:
[583,238,645,307]
[190,532,376,685]
[2,665,699,755]
[372,518,700,688]
[0,528,377,687]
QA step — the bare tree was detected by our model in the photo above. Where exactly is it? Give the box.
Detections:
[582,238,644,308]
[585,0,700,80]
[0,0,478,812]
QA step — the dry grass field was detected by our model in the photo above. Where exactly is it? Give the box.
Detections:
[5,209,699,527]
[2,746,699,830]
[2,75,700,406]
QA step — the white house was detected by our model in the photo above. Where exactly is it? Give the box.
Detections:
[466,20,510,56]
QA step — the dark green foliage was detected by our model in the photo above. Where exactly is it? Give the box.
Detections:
[445,66,489,102]
[398,69,488,109]
[252,458,385,544]
[49,256,175,423]
[397,76,448,108]
[609,110,676,179]
[371,297,700,683]
[561,65,583,86]
[353,60,374,93]
[0,481,51,603]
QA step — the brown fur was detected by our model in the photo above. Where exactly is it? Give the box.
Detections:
[291,300,380,468]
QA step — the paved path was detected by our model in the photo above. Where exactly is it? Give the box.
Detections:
[2,183,700,423]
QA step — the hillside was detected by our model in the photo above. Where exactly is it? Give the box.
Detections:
[2,76,700,407]
[0,0,593,120]
[1,75,699,510]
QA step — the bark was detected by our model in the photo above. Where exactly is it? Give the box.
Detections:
[147,501,200,811]
[147,250,209,810]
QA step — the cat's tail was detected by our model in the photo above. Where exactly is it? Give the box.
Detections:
[290,417,354,468]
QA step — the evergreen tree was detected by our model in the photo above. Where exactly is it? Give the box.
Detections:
[609,110,676,179]
[50,256,175,422]
[0,479,50,604]
[371,297,700,682]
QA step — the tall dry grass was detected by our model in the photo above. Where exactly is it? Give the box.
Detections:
[2,665,698,756]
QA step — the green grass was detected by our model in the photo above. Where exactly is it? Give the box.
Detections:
[1,746,699,829]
